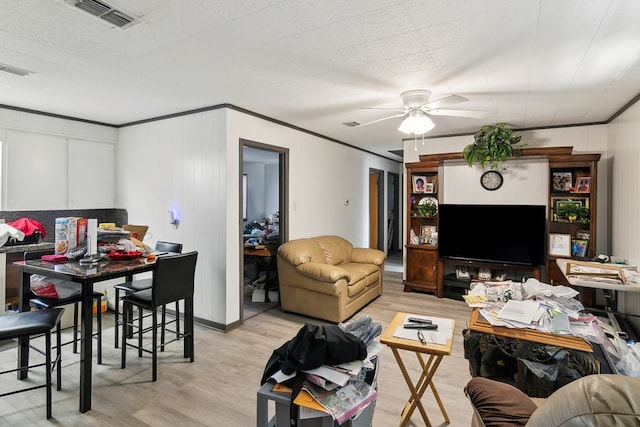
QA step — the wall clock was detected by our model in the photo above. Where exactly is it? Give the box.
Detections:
[480,170,503,191]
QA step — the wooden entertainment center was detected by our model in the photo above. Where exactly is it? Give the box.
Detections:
[404,147,600,298]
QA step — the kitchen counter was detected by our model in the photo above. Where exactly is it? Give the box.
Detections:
[0,242,54,254]
[0,242,55,313]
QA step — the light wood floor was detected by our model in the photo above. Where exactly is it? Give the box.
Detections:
[0,271,474,426]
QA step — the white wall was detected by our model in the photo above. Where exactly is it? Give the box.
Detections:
[608,99,640,329]
[117,107,401,328]
[242,161,279,224]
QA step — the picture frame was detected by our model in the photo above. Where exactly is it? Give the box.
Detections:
[456,266,470,279]
[571,238,589,257]
[420,225,437,245]
[574,177,591,193]
[412,175,427,193]
[549,233,572,257]
[424,182,435,194]
[576,230,591,240]
[551,171,573,192]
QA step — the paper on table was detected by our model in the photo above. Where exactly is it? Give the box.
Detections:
[497,300,540,324]
[392,314,453,345]
[87,219,98,255]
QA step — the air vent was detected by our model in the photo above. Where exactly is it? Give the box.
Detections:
[0,62,32,76]
[66,0,139,29]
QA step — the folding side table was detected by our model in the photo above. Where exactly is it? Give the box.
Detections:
[380,312,455,427]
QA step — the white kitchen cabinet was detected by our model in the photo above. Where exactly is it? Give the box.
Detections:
[5,130,68,210]
[68,139,115,208]
[3,131,115,210]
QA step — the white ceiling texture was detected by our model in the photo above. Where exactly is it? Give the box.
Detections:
[1,0,639,161]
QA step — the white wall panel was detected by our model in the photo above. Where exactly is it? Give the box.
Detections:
[609,99,640,330]
[117,110,228,326]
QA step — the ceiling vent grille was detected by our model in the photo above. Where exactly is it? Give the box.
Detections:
[0,62,32,76]
[65,0,139,29]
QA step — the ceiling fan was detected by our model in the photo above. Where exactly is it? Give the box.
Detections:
[352,89,487,134]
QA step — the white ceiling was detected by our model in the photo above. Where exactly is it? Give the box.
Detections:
[1,0,639,160]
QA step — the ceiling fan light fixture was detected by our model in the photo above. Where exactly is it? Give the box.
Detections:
[398,110,434,135]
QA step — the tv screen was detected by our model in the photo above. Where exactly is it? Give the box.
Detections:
[438,204,546,266]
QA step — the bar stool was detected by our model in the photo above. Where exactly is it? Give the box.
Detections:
[113,241,183,348]
[121,251,197,381]
[25,250,105,368]
[0,308,64,419]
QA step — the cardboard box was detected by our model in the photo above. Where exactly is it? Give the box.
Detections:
[55,217,87,255]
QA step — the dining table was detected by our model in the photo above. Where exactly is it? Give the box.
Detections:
[15,255,155,413]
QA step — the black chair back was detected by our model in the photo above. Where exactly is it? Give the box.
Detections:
[155,241,183,254]
[24,249,55,261]
[152,251,198,307]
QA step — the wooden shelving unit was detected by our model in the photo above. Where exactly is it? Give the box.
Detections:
[404,161,440,295]
[403,147,601,300]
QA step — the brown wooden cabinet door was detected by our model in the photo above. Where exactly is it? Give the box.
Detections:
[406,248,437,292]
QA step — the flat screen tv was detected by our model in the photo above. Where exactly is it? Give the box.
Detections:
[438,204,546,266]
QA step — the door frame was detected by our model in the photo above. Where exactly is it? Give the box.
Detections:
[387,171,401,252]
[239,139,289,323]
[369,168,385,251]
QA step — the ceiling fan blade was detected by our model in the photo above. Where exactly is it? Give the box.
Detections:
[423,95,469,110]
[427,108,488,118]
[354,112,408,127]
[360,107,408,113]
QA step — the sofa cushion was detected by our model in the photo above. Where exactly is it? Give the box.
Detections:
[278,238,327,266]
[526,374,640,427]
[313,235,352,266]
[465,377,537,426]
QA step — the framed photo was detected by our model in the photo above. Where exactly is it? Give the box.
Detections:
[424,182,435,194]
[549,233,572,257]
[420,225,437,245]
[456,266,470,279]
[551,171,573,192]
[571,239,589,257]
[576,231,591,240]
[412,175,427,193]
[574,177,591,193]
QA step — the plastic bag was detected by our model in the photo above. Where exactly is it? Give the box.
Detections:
[616,342,640,376]
[30,274,81,299]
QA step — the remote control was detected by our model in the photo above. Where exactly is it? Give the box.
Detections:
[407,317,432,324]
[403,323,438,330]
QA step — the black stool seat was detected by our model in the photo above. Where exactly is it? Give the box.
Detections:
[30,291,105,309]
[0,308,64,419]
[115,278,151,293]
[0,309,64,340]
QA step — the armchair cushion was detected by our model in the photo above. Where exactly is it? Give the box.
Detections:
[465,377,537,427]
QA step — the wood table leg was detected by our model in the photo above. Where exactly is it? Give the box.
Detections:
[415,352,449,423]
[391,347,450,427]
[390,347,432,427]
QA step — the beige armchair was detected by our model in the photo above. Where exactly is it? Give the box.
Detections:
[276,235,385,323]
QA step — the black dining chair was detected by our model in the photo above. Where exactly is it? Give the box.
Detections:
[120,251,198,381]
[113,241,183,348]
[24,250,105,368]
[0,308,64,419]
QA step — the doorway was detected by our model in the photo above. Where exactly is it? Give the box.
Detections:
[369,168,384,250]
[240,140,288,322]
